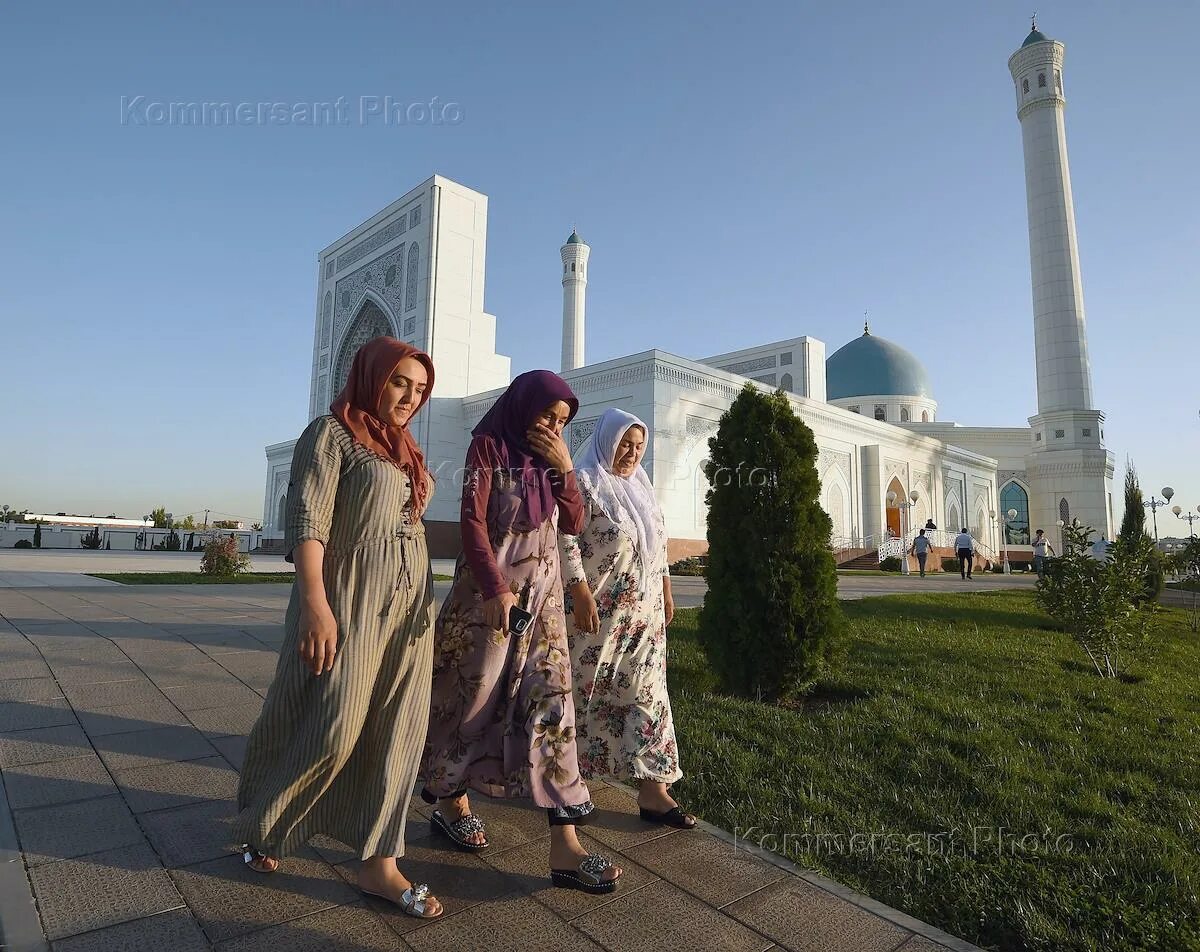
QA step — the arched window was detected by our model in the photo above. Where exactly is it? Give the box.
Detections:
[1022,78,1030,94]
[900,407,910,422]
[921,410,929,422]
[780,373,793,392]
[405,243,420,311]
[1038,73,1046,88]
[571,262,576,272]
[276,492,287,533]
[1059,498,1070,525]
[1055,70,1063,93]
[874,405,886,421]
[1000,481,1030,545]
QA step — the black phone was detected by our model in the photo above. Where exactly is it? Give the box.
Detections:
[508,605,533,635]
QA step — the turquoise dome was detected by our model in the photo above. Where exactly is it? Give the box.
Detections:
[1021,28,1050,46]
[826,329,932,400]
[566,230,584,244]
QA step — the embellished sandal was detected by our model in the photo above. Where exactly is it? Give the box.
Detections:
[362,882,443,920]
[639,805,697,829]
[551,853,621,894]
[430,809,490,851]
[239,844,279,874]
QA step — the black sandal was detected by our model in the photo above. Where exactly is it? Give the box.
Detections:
[639,805,697,829]
[551,853,620,894]
[430,809,490,851]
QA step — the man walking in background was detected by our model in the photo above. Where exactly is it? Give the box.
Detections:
[909,528,931,577]
[954,527,975,580]
[1032,529,1055,579]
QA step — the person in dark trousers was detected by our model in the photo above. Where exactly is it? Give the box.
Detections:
[953,527,975,579]
[908,528,931,577]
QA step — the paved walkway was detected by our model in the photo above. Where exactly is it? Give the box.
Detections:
[0,583,982,952]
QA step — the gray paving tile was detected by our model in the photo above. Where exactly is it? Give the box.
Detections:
[404,891,608,952]
[895,938,955,951]
[139,798,239,868]
[51,907,210,952]
[212,734,247,770]
[0,723,92,767]
[170,851,358,944]
[114,755,239,813]
[62,678,167,713]
[0,677,64,702]
[580,784,681,853]
[571,879,771,952]
[724,878,913,952]
[47,661,145,686]
[162,680,263,712]
[0,697,77,732]
[0,750,117,809]
[483,831,656,921]
[95,725,217,773]
[213,902,404,951]
[438,793,553,853]
[0,657,54,680]
[27,841,185,941]
[136,659,232,690]
[623,828,786,907]
[14,794,145,866]
[184,702,262,738]
[76,698,192,737]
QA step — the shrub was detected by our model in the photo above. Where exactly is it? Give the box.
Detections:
[1037,521,1156,678]
[33,521,42,548]
[14,539,33,548]
[879,556,902,572]
[699,385,842,701]
[669,557,707,577]
[154,529,182,551]
[200,534,251,576]
[941,556,960,572]
[80,527,103,549]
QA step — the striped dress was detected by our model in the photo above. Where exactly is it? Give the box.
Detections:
[235,415,435,860]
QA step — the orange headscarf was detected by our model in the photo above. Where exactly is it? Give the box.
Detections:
[330,337,435,516]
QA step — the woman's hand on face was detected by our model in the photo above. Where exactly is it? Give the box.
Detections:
[526,424,573,474]
[482,591,518,633]
[298,599,339,675]
[571,585,600,634]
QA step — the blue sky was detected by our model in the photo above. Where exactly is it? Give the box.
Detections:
[1,1,1197,533]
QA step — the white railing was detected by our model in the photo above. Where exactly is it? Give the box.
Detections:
[877,528,998,563]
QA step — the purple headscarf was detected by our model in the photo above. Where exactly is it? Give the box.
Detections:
[471,370,579,527]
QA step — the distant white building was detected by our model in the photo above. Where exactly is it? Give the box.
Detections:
[263,24,1113,564]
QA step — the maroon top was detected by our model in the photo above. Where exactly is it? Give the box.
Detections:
[461,434,585,600]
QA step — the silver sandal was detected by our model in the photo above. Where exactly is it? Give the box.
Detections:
[239,844,279,874]
[550,852,620,894]
[431,809,490,851]
[362,882,443,919]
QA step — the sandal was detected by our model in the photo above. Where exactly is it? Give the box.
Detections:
[362,882,443,920]
[430,809,490,851]
[551,853,620,894]
[639,805,697,829]
[239,844,279,874]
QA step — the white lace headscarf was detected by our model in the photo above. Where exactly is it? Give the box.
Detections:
[572,409,665,596]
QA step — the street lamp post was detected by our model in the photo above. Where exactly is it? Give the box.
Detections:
[1172,504,1200,538]
[1002,507,1017,573]
[886,489,920,576]
[1145,487,1174,544]
[1056,518,1065,556]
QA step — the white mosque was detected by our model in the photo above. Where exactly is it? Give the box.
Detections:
[262,23,1114,567]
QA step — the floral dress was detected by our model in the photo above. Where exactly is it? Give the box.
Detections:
[560,493,682,784]
[421,435,593,818]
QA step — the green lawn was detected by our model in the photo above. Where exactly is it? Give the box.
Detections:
[667,592,1200,952]
[90,572,453,584]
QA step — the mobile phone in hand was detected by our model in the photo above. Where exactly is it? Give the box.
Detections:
[508,604,533,635]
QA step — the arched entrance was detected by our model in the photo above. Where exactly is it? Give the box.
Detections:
[885,476,904,538]
[276,492,287,533]
[333,298,396,395]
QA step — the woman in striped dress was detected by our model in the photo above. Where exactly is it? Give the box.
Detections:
[235,337,443,920]
[421,371,622,894]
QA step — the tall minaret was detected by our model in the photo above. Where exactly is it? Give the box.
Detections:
[560,229,589,372]
[1009,20,1113,538]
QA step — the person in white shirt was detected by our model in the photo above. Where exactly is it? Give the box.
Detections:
[1032,529,1055,579]
[954,528,975,579]
[908,529,932,577]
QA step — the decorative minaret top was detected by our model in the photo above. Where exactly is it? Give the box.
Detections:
[1008,21,1095,414]
[560,229,590,372]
